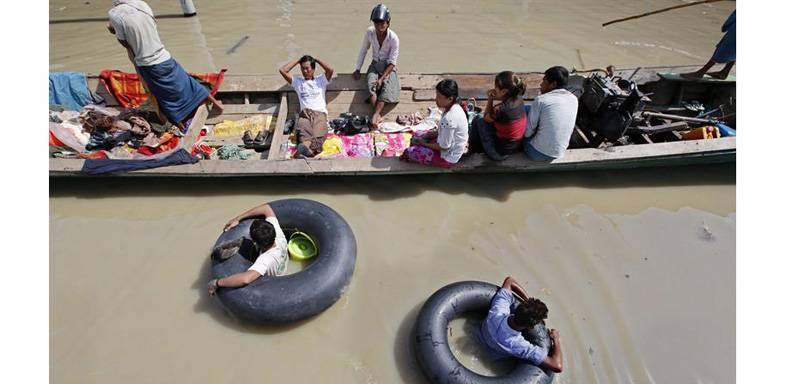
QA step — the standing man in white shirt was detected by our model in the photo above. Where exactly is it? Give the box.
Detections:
[523,66,578,162]
[352,4,400,128]
[279,55,334,158]
[107,0,223,130]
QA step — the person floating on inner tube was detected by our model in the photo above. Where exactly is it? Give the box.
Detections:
[352,4,401,128]
[207,203,288,295]
[478,276,564,373]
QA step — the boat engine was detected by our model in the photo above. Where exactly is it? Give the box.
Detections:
[572,73,648,147]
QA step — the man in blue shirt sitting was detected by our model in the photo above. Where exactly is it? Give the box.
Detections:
[479,276,564,373]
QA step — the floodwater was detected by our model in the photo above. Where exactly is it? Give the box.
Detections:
[49,1,736,383]
[49,0,735,74]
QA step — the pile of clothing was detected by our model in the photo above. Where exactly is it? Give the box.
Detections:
[286,131,413,159]
[281,108,446,159]
[377,107,442,134]
[396,112,423,126]
[49,104,181,159]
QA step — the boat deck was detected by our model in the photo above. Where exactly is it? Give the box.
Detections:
[49,65,736,177]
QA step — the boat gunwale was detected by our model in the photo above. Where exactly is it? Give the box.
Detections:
[54,64,734,176]
[49,137,736,177]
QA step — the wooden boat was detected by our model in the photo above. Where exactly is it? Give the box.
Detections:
[49,64,735,177]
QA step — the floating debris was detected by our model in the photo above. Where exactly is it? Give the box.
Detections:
[698,224,715,241]
[226,35,250,55]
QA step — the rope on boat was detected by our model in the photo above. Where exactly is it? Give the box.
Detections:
[217,144,252,160]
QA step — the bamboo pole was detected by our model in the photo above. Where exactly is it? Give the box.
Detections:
[602,0,729,27]
[642,111,717,124]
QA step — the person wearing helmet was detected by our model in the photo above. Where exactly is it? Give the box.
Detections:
[353,4,400,128]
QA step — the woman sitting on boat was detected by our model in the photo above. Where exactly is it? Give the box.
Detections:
[469,71,528,161]
[279,55,334,158]
[401,79,468,168]
[352,4,400,128]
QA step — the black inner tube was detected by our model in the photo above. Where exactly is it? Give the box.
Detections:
[413,281,555,384]
[210,199,356,324]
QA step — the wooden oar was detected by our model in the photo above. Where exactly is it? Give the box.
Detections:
[602,0,731,27]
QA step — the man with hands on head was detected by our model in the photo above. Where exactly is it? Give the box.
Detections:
[279,55,334,158]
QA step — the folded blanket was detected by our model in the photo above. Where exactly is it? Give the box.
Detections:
[373,132,412,157]
[340,133,374,157]
[213,114,273,137]
[292,133,375,159]
[99,68,226,108]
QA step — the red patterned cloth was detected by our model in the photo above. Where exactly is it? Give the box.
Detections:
[99,68,227,108]
[136,133,180,156]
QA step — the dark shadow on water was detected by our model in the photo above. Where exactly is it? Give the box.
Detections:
[50,163,736,203]
[394,301,430,384]
[394,302,520,383]
[191,253,320,335]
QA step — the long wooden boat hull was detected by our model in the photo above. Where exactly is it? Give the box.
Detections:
[49,65,736,177]
[50,137,735,177]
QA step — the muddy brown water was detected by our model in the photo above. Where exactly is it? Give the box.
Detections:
[50,1,735,383]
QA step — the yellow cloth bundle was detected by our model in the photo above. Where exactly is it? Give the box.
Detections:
[213,114,273,137]
[315,136,345,158]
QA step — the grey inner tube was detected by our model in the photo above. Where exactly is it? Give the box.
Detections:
[414,281,555,384]
[210,199,357,324]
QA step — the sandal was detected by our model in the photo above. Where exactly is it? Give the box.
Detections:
[241,130,254,148]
